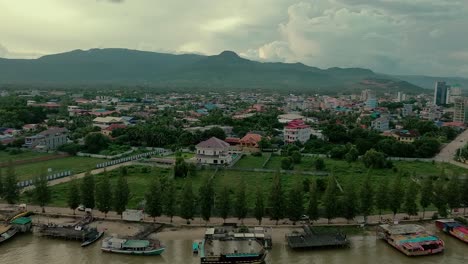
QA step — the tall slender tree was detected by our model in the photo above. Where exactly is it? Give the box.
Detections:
[113,175,130,216]
[146,177,163,222]
[288,178,304,223]
[254,186,265,225]
[360,174,374,224]
[180,179,195,223]
[67,180,80,215]
[34,171,51,213]
[217,186,231,223]
[433,180,448,218]
[323,175,338,224]
[388,174,404,219]
[0,169,3,198]
[164,178,177,222]
[307,179,320,222]
[446,175,461,213]
[81,172,95,209]
[96,173,112,217]
[404,181,419,218]
[461,178,468,215]
[4,161,19,204]
[375,178,389,220]
[234,178,248,223]
[344,181,358,223]
[269,171,284,225]
[199,178,215,223]
[419,176,433,219]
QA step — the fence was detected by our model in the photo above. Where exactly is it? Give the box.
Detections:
[95,149,168,169]
[17,170,72,188]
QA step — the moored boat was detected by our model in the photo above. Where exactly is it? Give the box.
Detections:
[377,224,444,256]
[200,228,267,264]
[101,236,165,255]
[435,219,468,243]
[81,230,105,247]
[0,225,18,245]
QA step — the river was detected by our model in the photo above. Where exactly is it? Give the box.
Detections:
[0,226,466,264]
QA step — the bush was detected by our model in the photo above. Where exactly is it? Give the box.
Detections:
[314,158,326,171]
[58,143,82,155]
[251,152,262,157]
[290,151,302,164]
[281,157,294,170]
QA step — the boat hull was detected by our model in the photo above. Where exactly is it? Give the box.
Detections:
[385,239,444,256]
[101,247,165,256]
[81,231,105,247]
[0,228,18,245]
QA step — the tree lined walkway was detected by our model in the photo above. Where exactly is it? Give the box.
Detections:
[1,203,465,227]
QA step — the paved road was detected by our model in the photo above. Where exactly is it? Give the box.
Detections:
[435,128,468,169]
[22,161,135,192]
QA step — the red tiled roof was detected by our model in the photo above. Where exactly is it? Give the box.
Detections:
[225,137,240,144]
[240,133,262,144]
[105,124,127,131]
[286,119,310,129]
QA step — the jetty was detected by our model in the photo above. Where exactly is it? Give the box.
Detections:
[286,225,349,249]
[37,212,103,246]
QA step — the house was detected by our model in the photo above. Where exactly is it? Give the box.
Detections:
[196,137,232,165]
[22,124,38,132]
[93,117,124,129]
[284,119,312,144]
[23,127,68,151]
[390,129,420,143]
[102,124,127,137]
[239,133,262,148]
[371,117,390,132]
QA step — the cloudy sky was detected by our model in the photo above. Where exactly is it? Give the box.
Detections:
[1,0,467,76]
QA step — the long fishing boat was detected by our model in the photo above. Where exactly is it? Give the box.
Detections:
[101,236,165,255]
[377,224,444,256]
[435,219,468,243]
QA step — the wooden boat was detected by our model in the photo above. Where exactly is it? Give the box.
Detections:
[81,230,105,247]
[435,219,468,243]
[377,224,444,256]
[192,240,200,254]
[101,236,165,255]
[0,225,18,245]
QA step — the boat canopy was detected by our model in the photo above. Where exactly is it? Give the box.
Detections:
[399,236,439,244]
[123,240,150,248]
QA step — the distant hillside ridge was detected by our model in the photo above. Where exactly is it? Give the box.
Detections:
[0,48,426,93]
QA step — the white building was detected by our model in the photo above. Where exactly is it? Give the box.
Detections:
[284,119,312,144]
[196,137,232,165]
[371,117,390,132]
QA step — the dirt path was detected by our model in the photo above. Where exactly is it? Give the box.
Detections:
[21,161,135,191]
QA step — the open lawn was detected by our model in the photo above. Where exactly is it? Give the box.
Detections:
[12,156,106,181]
[23,155,468,217]
[165,152,195,159]
[233,154,269,168]
[0,150,52,163]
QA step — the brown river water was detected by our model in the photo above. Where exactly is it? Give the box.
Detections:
[0,226,466,264]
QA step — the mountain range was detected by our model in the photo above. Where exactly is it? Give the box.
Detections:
[0,48,451,94]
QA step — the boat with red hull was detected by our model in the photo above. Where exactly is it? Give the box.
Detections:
[435,219,468,243]
[377,224,444,256]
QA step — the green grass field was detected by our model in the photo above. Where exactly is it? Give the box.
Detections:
[21,155,468,216]
[12,156,106,181]
[0,150,52,163]
[233,154,269,168]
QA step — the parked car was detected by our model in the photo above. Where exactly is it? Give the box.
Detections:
[300,215,310,221]
[77,205,85,211]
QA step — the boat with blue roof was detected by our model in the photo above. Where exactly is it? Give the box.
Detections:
[435,219,468,243]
